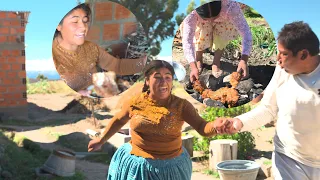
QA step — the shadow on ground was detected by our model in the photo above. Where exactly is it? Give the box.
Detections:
[0,101,113,132]
[49,131,116,155]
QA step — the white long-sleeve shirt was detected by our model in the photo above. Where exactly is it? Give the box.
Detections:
[236,61,320,168]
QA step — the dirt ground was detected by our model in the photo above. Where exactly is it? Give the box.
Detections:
[1,82,275,180]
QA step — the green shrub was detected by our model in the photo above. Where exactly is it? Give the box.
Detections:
[244,7,263,18]
[36,74,48,81]
[223,18,277,61]
[193,105,256,160]
[201,104,252,121]
[27,79,56,94]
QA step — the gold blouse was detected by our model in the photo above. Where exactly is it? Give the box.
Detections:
[52,39,146,91]
[100,92,218,160]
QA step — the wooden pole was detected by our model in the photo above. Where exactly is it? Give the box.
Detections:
[90,98,97,128]
[209,139,238,171]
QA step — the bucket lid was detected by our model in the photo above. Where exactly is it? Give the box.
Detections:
[53,149,76,160]
[216,160,260,171]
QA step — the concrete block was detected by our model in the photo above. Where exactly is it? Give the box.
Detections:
[182,135,194,157]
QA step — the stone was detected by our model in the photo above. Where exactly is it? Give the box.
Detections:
[1,170,13,179]
[249,88,264,101]
[190,92,200,100]
[237,94,250,106]
[198,69,212,85]
[190,92,204,103]
[184,81,194,93]
[207,75,225,91]
[254,83,264,89]
[236,78,254,94]
[251,88,264,94]
[223,74,232,83]
[203,98,226,108]
[198,96,204,103]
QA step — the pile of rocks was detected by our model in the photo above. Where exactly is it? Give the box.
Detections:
[182,58,275,108]
[185,73,264,108]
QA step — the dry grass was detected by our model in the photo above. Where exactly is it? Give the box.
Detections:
[27,79,76,95]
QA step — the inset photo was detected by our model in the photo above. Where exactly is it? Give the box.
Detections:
[52,2,148,99]
[172,1,277,109]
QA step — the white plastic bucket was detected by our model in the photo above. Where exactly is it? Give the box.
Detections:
[216,160,260,180]
[42,149,76,177]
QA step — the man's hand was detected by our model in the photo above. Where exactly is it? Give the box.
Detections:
[225,118,243,134]
[213,117,243,134]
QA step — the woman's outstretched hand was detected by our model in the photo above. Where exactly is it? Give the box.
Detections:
[88,138,103,152]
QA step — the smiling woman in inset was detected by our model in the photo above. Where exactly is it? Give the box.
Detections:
[52,3,147,96]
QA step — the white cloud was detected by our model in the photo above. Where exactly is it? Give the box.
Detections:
[155,55,173,62]
[26,58,57,72]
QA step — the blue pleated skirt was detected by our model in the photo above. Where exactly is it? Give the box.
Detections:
[107,143,192,180]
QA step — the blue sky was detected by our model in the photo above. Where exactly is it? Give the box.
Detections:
[1,0,320,72]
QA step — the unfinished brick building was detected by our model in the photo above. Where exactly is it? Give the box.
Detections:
[85,0,141,58]
[0,11,30,119]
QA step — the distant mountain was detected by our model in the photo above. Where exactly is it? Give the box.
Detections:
[26,71,60,80]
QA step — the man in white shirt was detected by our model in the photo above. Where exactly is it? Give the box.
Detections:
[217,21,320,179]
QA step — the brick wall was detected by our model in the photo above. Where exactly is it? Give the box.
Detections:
[85,1,140,58]
[0,11,29,118]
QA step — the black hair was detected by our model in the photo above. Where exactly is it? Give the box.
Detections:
[142,60,175,93]
[277,21,319,56]
[195,1,222,19]
[53,3,92,40]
